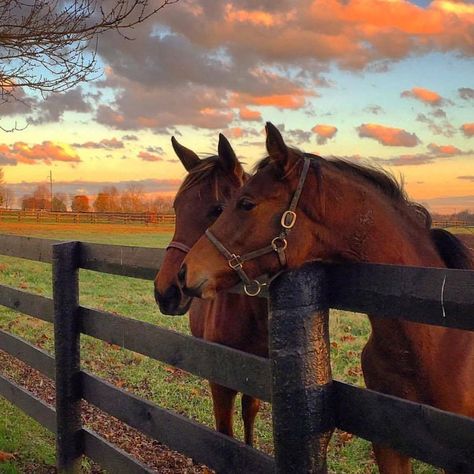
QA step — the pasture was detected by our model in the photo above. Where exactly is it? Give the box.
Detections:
[0,221,462,472]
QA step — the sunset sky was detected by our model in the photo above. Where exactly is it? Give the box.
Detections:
[1,0,473,213]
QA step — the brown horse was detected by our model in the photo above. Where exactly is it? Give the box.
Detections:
[180,122,474,473]
[154,135,267,446]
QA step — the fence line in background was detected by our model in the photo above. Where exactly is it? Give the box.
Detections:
[1,209,472,229]
[0,209,175,225]
[0,235,473,473]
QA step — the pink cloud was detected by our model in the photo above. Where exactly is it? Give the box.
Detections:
[0,141,80,166]
[427,143,461,155]
[461,123,474,137]
[73,137,124,149]
[357,123,420,147]
[401,87,444,106]
[224,127,245,139]
[312,124,338,144]
[138,151,163,162]
[239,107,262,122]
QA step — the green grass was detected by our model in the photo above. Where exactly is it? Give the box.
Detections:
[0,223,442,473]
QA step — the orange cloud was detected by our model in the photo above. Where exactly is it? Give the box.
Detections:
[239,106,262,122]
[357,123,420,147]
[427,143,461,155]
[138,151,162,162]
[461,123,474,137]
[73,138,124,149]
[0,141,80,166]
[224,127,245,139]
[312,124,338,144]
[230,91,307,110]
[401,87,444,105]
[225,4,295,27]
[182,0,474,72]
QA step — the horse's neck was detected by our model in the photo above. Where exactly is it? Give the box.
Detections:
[338,206,444,268]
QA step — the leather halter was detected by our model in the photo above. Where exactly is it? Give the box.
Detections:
[205,157,311,296]
[166,241,191,254]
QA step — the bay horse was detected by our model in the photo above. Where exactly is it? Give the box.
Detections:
[179,122,474,473]
[154,135,267,446]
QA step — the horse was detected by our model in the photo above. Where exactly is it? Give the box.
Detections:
[154,135,268,446]
[179,122,474,473]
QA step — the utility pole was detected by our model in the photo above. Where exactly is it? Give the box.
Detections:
[49,170,53,212]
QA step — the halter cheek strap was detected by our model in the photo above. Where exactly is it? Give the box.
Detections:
[205,157,311,296]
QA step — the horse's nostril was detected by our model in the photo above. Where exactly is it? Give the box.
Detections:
[177,264,187,286]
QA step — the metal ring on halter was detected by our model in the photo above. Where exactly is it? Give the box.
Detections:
[281,210,297,229]
[271,236,288,252]
[228,254,243,270]
[244,280,263,296]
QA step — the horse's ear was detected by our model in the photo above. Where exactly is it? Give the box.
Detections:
[218,133,244,183]
[265,122,289,168]
[171,136,200,172]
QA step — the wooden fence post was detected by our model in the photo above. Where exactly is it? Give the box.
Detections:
[53,241,82,473]
[269,262,334,474]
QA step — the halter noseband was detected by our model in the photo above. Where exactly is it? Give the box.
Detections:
[205,156,311,296]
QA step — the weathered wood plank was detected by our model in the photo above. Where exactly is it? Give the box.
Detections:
[269,263,334,474]
[82,428,154,474]
[0,374,56,432]
[0,234,164,280]
[334,381,474,472]
[326,263,474,331]
[0,284,54,323]
[0,330,55,379]
[81,372,274,474]
[0,234,57,262]
[79,242,164,280]
[79,306,271,402]
[53,241,82,472]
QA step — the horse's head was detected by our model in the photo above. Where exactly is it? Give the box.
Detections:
[154,134,245,314]
[181,122,443,299]
[180,122,328,298]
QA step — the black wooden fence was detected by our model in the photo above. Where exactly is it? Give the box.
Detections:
[0,234,473,473]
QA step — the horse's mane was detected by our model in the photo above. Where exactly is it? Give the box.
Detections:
[328,159,432,229]
[176,156,245,200]
[176,156,220,199]
[255,152,473,269]
[255,152,431,228]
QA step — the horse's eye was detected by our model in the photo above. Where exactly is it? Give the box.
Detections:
[208,204,224,218]
[237,198,256,211]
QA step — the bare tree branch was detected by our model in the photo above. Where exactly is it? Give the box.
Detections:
[0,0,179,101]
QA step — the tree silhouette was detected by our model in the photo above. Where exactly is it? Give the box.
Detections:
[0,0,178,107]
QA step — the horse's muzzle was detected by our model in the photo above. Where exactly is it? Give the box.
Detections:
[154,284,190,316]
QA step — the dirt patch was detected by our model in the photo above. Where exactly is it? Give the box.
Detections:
[0,351,211,473]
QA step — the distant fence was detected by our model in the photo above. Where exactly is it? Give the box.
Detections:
[1,210,472,229]
[0,209,176,225]
[0,234,473,473]
[432,220,472,229]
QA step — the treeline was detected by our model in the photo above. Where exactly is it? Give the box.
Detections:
[14,183,174,214]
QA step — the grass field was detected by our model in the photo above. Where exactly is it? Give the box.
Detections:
[0,222,445,473]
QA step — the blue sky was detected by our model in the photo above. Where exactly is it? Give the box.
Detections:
[1,0,473,213]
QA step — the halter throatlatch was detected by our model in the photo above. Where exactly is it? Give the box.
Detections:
[205,157,311,296]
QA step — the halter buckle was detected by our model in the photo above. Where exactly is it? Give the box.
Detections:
[271,236,288,252]
[281,210,297,229]
[244,280,264,297]
[228,254,243,270]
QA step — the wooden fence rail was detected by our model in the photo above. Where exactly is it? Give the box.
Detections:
[2,209,472,229]
[0,209,175,225]
[0,235,473,473]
